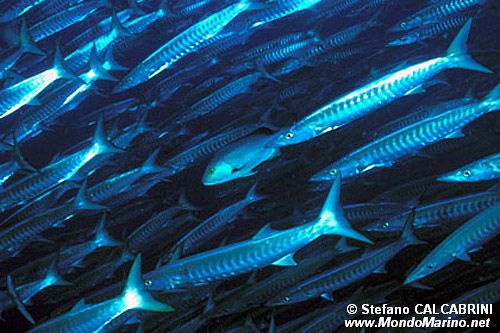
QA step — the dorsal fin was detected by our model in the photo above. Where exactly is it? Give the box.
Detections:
[74,179,107,211]
[252,223,278,239]
[69,299,88,313]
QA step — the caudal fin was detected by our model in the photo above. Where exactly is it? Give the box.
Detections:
[482,83,500,111]
[7,275,35,325]
[316,172,373,244]
[89,44,117,82]
[400,210,426,246]
[94,214,122,248]
[447,19,492,74]
[44,255,72,287]
[53,43,82,82]
[140,149,165,175]
[122,255,174,312]
[245,183,266,202]
[93,115,125,155]
[19,18,44,55]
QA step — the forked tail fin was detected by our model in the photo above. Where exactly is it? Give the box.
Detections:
[122,255,174,312]
[447,19,492,74]
[315,171,373,244]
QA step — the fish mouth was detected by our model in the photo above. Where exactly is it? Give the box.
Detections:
[309,171,335,183]
[436,174,453,182]
[386,40,403,47]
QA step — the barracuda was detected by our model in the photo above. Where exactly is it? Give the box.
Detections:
[30,0,108,42]
[28,255,173,333]
[0,45,79,119]
[161,185,264,264]
[0,0,47,23]
[113,0,262,93]
[0,258,70,323]
[388,14,471,46]
[249,0,323,28]
[270,19,492,147]
[12,48,120,144]
[64,11,132,74]
[438,153,500,182]
[63,9,133,53]
[405,204,500,284]
[143,173,371,291]
[364,191,500,233]
[208,242,356,318]
[0,180,105,261]
[0,19,44,81]
[311,83,499,182]
[267,214,423,306]
[0,118,121,212]
[392,0,488,31]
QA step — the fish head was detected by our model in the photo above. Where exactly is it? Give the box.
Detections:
[268,123,318,148]
[310,163,357,183]
[405,257,443,285]
[387,32,419,46]
[202,160,235,186]
[438,167,486,182]
[113,64,151,93]
[390,16,421,32]
[266,290,315,307]
[363,216,404,234]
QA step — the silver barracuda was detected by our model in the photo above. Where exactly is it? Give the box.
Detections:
[310,84,499,182]
[405,204,500,284]
[113,0,262,93]
[269,19,492,147]
[143,172,372,291]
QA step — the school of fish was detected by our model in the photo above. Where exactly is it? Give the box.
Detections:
[0,0,498,332]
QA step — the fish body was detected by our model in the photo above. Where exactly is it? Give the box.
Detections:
[0,45,79,119]
[249,0,323,28]
[202,133,279,185]
[405,204,500,284]
[114,0,258,92]
[0,0,47,23]
[311,84,499,182]
[163,125,261,176]
[268,217,421,306]
[392,0,488,31]
[28,255,173,333]
[365,191,500,233]
[0,118,120,211]
[165,186,263,263]
[30,1,106,42]
[388,14,471,46]
[143,174,371,291]
[180,73,263,124]
[270,19,492,147]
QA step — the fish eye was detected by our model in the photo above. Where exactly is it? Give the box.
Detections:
[382,222,389,228]
[285,132,294,139]
[329,169,337,175]
[463,170,472,177]
[283,296,290,302]
[144,280,152,287]
[400,22,406,28]
[426,264,433,269]
[208,168,215,175]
